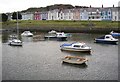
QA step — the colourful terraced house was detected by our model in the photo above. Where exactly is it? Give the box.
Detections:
[101,8,112,21]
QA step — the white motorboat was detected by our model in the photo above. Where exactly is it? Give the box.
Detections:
[48,30,57,34]
[8,39,22,46]
[60,42,91,52]
[44,31,68,41]
[21,31,33,37]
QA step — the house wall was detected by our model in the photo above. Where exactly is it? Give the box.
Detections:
[34,12,41,20]
[80,10,89,20]
[73,9,80,20]
[112,8,120,21]
[22,13,34,20]
[41,12,48,20]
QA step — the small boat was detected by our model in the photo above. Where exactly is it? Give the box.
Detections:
[48,30,57,34]
[95,34,118,44]
[44,31,68,41]
[62,56,88,65]
[8,12,22,46]
[21,31,33,37]
[9,34,18,38]
[60,42,91,52]
[8,39,22,46]
[110,31,120,37]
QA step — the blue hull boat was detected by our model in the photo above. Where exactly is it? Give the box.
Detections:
[95,39,118,44]
[110,31,120,37]
[95,35,118,44]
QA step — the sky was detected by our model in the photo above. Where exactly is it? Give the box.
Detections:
[0,0,119,13]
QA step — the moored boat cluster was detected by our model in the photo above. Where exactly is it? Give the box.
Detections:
[8,30,119,65]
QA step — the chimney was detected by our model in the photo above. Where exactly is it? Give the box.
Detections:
[90,5,91,8]
[113,4,114,8]
[102,4,103,8]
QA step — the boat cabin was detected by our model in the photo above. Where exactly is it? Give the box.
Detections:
[104,35,116,40]
[56,32,67,37]
[71,42,87,48]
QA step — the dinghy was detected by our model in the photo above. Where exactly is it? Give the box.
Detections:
[62,56,88,65]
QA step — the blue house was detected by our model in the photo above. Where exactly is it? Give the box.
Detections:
[101,8,112,21]
[41,11,48,20]
[80,8,89,20]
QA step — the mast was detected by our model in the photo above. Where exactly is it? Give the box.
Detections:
[17,11,19,39]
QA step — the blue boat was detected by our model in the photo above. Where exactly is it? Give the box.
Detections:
[110,31,120,37]
[60,42,91,52]
[95,34,118,44]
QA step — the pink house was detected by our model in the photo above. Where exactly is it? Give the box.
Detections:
[34,11,41,20]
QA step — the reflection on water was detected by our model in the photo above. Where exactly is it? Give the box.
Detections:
[2,32,118,80]
[62,62,88,69]
[60,50,92,56]
[21,37,33,42]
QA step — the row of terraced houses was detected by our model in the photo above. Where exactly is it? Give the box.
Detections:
[21,6,120,21]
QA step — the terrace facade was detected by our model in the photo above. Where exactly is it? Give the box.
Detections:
[88,8,102,21]
[20,6,119,21]
[101,8,112,21]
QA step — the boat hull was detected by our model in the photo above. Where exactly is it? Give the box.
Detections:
[95,39,118,44]
[8,43,22,46]
[44,36,67,41]
[111,34,120,37]
[21,35,33,37]
[61,47,91,52]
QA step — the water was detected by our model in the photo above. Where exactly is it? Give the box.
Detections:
[2,33,118,80]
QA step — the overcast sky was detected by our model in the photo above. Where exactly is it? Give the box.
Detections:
[0,0,119,13]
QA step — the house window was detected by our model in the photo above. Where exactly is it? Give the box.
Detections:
[105,11,107,15]
[91,12,92,15]
[96,16,99,19]
[81,16,82,19]
[89,17,91,19]
[96,12,99,14]
[92,16,94,19]
[115,16,117,20]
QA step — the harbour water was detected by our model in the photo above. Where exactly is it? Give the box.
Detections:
[2,33,118,80]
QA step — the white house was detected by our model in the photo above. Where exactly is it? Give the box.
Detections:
[63,9,73,20]
[21,12,34,20]
[112,7,120,21]
[88,8,102,21]
[48,9,59,20]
